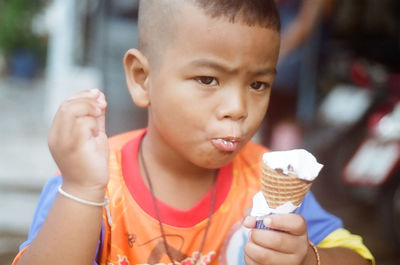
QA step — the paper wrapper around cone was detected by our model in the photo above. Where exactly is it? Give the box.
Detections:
[260,163,312,209]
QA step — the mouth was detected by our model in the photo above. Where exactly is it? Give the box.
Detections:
[211,137,241,152]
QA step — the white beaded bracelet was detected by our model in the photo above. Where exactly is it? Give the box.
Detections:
[58,185,113,226]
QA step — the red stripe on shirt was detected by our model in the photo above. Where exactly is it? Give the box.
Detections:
[121,130,233,227]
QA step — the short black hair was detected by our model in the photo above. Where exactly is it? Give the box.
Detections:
[194,0,281,31]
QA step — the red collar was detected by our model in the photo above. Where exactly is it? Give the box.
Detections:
[121,130,233,227]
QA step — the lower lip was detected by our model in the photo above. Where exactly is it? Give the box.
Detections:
[211,139,239,152]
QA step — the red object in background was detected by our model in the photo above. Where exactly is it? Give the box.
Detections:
[367,104,394,131]
[367,72,400,131]
[350,60,371,88]
[388,73,400,95]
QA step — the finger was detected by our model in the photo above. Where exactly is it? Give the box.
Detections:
[49,115,98,160]
[61,98,103,119]
[95,92,107,134]
[67,88,101,100]
[244,251,258,265]
[243,216,257,228]
[245,240,277,265]
[245,241,269,265]
[50,97,103,152]
[250,228,297,254]
[243,207,252,217]
[73,116,100,142]
[66,89,106,116]
[59,90,106,134]
[61,100,101,139]
[245,240,297,265]
[96,91,107,109]
[263,214,307,236]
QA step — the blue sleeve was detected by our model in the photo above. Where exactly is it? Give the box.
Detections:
[296,191,343,244]
[19,175,62,251]
[19,175,103,265]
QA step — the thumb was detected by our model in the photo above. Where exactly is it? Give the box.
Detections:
[263,213,306,236]
[243,216,257,228]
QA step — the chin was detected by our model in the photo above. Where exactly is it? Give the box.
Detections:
[202,153,237,169]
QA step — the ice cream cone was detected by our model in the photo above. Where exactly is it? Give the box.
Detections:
[260,163,312,209]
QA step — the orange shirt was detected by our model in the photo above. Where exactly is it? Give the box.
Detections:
[99,129,265,265]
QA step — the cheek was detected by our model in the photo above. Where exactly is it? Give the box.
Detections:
[151,88,205,130]
[249,96,270,126]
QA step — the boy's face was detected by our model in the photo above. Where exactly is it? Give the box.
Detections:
[141,4,280,169]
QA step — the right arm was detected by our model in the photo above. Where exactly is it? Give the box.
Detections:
[16,89,109,265]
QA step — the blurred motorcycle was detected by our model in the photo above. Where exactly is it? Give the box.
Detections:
[314,57,400,249]
[343,97,400,249]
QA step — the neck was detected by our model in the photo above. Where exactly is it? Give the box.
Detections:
[139,133,217,210]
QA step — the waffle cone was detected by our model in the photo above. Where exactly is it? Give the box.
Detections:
[261,164,312,209]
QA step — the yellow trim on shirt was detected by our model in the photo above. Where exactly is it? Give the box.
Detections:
[318,228,375,265]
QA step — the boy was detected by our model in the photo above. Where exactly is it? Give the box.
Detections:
[14,0,374,264]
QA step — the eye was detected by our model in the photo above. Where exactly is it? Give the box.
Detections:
[195,76,218,86]
[250,81,268,91]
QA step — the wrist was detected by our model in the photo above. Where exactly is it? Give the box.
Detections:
[58,183,113,227]
[304,240,321,265]
[60,181,107,202]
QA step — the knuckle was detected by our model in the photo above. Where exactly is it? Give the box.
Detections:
[273,233,284,247]
[75,116,90,127]
[296,214,307,233]
[244,255,254,265]
[64,97,78,105]
[58,101,77,117]
[253,230,269,245]
[75,116,97,133]
[245,241,268,264]
[259,249,269,262]
[58,102,69,114]
[244,241,252,255]
[86,101,99,113]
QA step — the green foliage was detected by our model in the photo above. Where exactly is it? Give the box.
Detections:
[0,0,46,57]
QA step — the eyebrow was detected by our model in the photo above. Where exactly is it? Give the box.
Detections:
[188,59,277,76]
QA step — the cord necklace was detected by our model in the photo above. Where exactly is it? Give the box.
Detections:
[139,143,217,265]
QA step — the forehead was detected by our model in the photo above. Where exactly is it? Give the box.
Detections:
[164,3,280,69]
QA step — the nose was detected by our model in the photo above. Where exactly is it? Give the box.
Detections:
[217,86,248,121]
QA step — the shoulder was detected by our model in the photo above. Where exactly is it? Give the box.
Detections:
[235,140,269,164]
[231,141,269,184]
[108,129,145,151]
[297,192,343,244]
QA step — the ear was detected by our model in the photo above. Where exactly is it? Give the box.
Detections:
[123,48,151,108]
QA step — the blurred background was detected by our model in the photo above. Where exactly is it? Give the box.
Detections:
[0,0,399,264]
